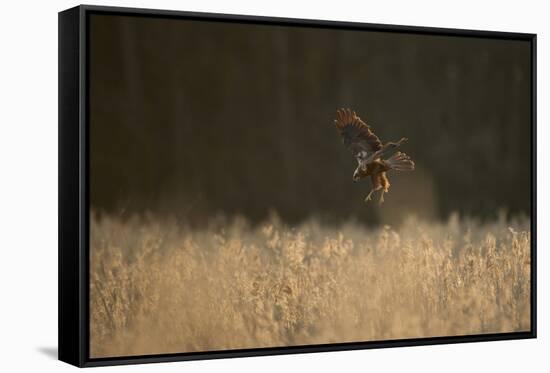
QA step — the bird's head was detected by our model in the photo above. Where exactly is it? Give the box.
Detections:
[353,169,361,182]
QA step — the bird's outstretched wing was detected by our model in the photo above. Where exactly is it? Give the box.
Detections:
[334,108,382,158]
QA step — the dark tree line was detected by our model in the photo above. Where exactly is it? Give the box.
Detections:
[89,15,531,225]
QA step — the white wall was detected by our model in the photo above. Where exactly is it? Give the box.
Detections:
[0,0,546,371]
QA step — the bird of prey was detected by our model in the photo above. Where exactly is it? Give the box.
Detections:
[334,108,415,204]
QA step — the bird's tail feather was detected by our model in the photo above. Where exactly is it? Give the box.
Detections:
[386,152,415,171]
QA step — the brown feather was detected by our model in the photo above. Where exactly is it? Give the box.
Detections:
[334,108,383,156]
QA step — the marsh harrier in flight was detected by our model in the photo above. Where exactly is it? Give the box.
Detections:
[334,108,415,204]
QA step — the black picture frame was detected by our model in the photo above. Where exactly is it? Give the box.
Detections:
[59,4,537,367]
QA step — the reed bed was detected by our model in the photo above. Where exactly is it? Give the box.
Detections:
[90,213,530,357]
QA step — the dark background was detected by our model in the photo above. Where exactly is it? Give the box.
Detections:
[89,14,531,225]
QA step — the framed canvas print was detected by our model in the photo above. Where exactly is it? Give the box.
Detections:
[58,5,537,367]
